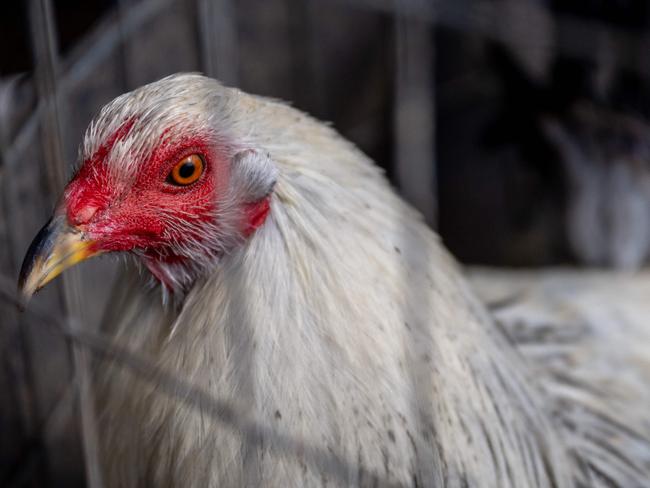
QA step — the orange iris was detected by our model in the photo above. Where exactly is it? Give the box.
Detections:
[168,154,205,186]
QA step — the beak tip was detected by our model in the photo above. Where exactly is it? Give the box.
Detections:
[17,262,39,304]
[16,281,35,310]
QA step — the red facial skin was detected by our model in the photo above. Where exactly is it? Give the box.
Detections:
[61,125,270,288]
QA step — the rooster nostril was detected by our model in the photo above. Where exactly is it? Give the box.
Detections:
[72,205,99,225]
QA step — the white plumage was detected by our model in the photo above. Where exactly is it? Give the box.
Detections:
[22,74,650,487]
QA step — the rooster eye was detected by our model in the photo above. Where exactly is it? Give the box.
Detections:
[167,154,205,186]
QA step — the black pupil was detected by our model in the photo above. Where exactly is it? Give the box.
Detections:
[178,161,195,179]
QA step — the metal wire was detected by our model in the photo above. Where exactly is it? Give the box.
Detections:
[393,0,437,225]
[28,0,103,486]
[197,0,239,85]
[393,3,440,481]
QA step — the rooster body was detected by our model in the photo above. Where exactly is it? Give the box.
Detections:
[20,74,650,487]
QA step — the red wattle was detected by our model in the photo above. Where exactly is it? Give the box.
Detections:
[243,198,271,237]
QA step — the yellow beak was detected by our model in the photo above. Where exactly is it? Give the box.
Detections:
[18,215,100,303]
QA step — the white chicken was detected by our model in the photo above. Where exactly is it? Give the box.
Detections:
[19,73,650,487]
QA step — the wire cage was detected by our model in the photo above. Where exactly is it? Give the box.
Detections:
[2,0,650,486]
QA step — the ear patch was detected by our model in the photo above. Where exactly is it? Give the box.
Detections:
[230,149,278,202]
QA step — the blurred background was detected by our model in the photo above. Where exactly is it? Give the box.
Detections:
[2,0,650,486]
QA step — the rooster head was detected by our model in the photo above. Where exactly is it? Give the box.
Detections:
[19,74,278,301]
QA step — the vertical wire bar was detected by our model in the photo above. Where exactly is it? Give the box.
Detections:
[25,2,68,483]
[69,323,104,488]
[197,0,239,85]
[117,0,137,91]
[393,1,440,483]
[28,0,66,194]
[287,0,323,115]
[27,1,104,487]
[393,0,437,227]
